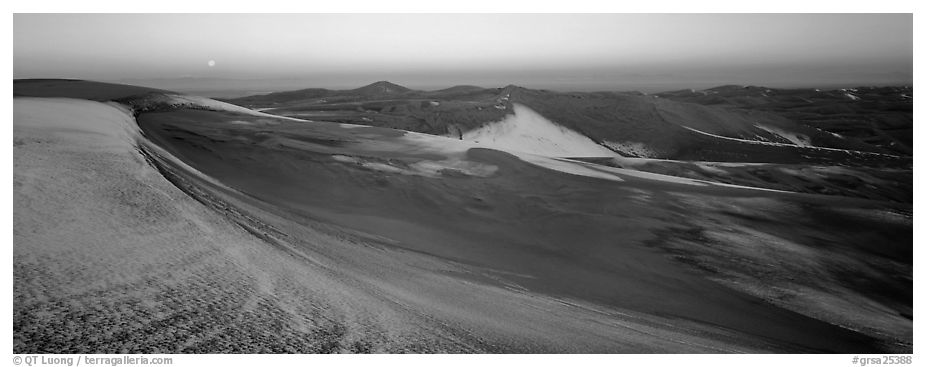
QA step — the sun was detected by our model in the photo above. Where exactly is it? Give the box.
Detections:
[207,60,216,67]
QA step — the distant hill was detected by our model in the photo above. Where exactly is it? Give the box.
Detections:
[225,81,420,106]
[348,81,412,96]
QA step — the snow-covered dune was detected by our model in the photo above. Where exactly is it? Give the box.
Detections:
[14,98,140,149]
[755,123,812,147]
[164,94,308,121]
[12,98,419,352]
[460,103,619,157]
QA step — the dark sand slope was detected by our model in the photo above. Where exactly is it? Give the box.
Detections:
[14,80,911,353]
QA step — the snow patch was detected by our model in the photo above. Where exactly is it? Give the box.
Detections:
[602,141,658,158]
[165,94,306,121]
[594,163,707,186]
[516,155,625,182]
[754,124,812,147]
[331,154,497,178]
[460,103,619,158]
[696,164,729,175]
[409,159,498,177]
[682,126,900,157]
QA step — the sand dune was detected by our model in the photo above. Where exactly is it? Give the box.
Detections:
[459,103,620,157]
[10,97,813,353]
[136,102,905,353]
[13,83,911,353]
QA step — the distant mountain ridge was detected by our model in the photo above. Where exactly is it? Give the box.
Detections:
[223,81,912,161]
[226,80,458,104]
[349,80,412,96]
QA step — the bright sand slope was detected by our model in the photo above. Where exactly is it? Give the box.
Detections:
[461,103,619,157]
[13,98,422,352]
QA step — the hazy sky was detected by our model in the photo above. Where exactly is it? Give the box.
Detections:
[14,13,913,92]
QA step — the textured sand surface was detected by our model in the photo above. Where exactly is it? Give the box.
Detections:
[12,98,785,353]
[137,106,904,353]
[14,91,910,353]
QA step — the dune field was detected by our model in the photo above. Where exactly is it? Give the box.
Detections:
[13,80,912,353]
